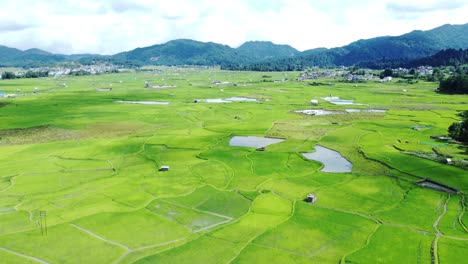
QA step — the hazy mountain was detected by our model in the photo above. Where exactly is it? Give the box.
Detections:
[1,23,467,69]
[99,39,299,66]
[334,23,468,66]
[236,41,299,60]
[107,39,243,66]
[227,23,468,70]
[0,46,99,67]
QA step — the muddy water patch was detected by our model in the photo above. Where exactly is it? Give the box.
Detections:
[229,136,284,148]
[302,145,352,173]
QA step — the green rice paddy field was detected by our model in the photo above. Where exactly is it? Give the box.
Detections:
[0,68,467,263]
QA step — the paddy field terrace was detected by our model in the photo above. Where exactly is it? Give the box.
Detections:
[0,68,467,263]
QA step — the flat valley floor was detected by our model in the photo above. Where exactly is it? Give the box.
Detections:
[0,68,467,263]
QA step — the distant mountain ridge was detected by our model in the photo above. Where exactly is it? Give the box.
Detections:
[231,23,468,70]
[0,45,95,67]
[1,23,467,69]
[88,39,300,67]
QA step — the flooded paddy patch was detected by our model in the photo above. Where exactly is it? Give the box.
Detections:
[415,178,458,194]
[204,99,231,103]
[295,109,386,116]
[196,97,258,103]
[302,145,352,173]
[229,136,284,148]
[224,97,258,102]
[116,100,169,105]
[321,96,355,105]
[295,110,346,116]
[345,109,386,113]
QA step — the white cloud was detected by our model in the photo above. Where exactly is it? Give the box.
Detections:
[0,0,466,54]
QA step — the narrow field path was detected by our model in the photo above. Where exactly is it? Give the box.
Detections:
[315,204,435,235]
[226,199,296,263]
[458,193,468,233]
[132,237,189,251]
[70,223,131,250]
[431,194,450,264]
[70,223,189,264]
[194,219,233,233]
[0,246,50,264]
[250,242,310,258]
[340,224,381,264]
[159,199,233,220]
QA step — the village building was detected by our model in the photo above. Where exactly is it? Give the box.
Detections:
[306,193,317,203]
[159,166,170,171]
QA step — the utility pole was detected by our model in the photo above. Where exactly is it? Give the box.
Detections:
[39,211,47,236]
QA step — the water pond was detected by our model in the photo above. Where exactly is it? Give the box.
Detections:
[302,145,352,173]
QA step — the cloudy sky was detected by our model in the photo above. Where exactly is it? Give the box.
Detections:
[1,0,467,55]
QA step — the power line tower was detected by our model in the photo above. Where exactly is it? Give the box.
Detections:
[39,211,47,236]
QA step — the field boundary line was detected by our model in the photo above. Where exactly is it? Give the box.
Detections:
[227,199,296,263]
[70,223,130,250]
[250,242,310,258]
[0,246,50,264]
[340,224,381,264]
[132,237,189,251]
[431,194,449,264]
[159,199,232,220]
[458,193,468,233]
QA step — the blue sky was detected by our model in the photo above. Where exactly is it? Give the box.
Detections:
[0,0,466,54]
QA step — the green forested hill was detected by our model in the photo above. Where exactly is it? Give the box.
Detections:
[236,41,299,61]
[1,23,467,69]
[407,48,468,67]
[103,39,299,66]
[226,23,468,70]
[0,45,67,67]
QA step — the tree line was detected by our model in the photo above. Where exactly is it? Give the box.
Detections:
[448,111,468,144]
[1,70,49,79]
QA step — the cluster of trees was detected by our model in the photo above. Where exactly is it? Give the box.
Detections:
[222,59,305,71]
[438,74,468,94]
[1,70,49,80]
[1,71,16,79]
[408,49,468,67]
[69,70,91,76]
[448,111,468,143]
[24,71,49,78]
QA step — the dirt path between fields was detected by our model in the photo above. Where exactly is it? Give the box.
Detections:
[0,246,50,264]
[431,194,450,264]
